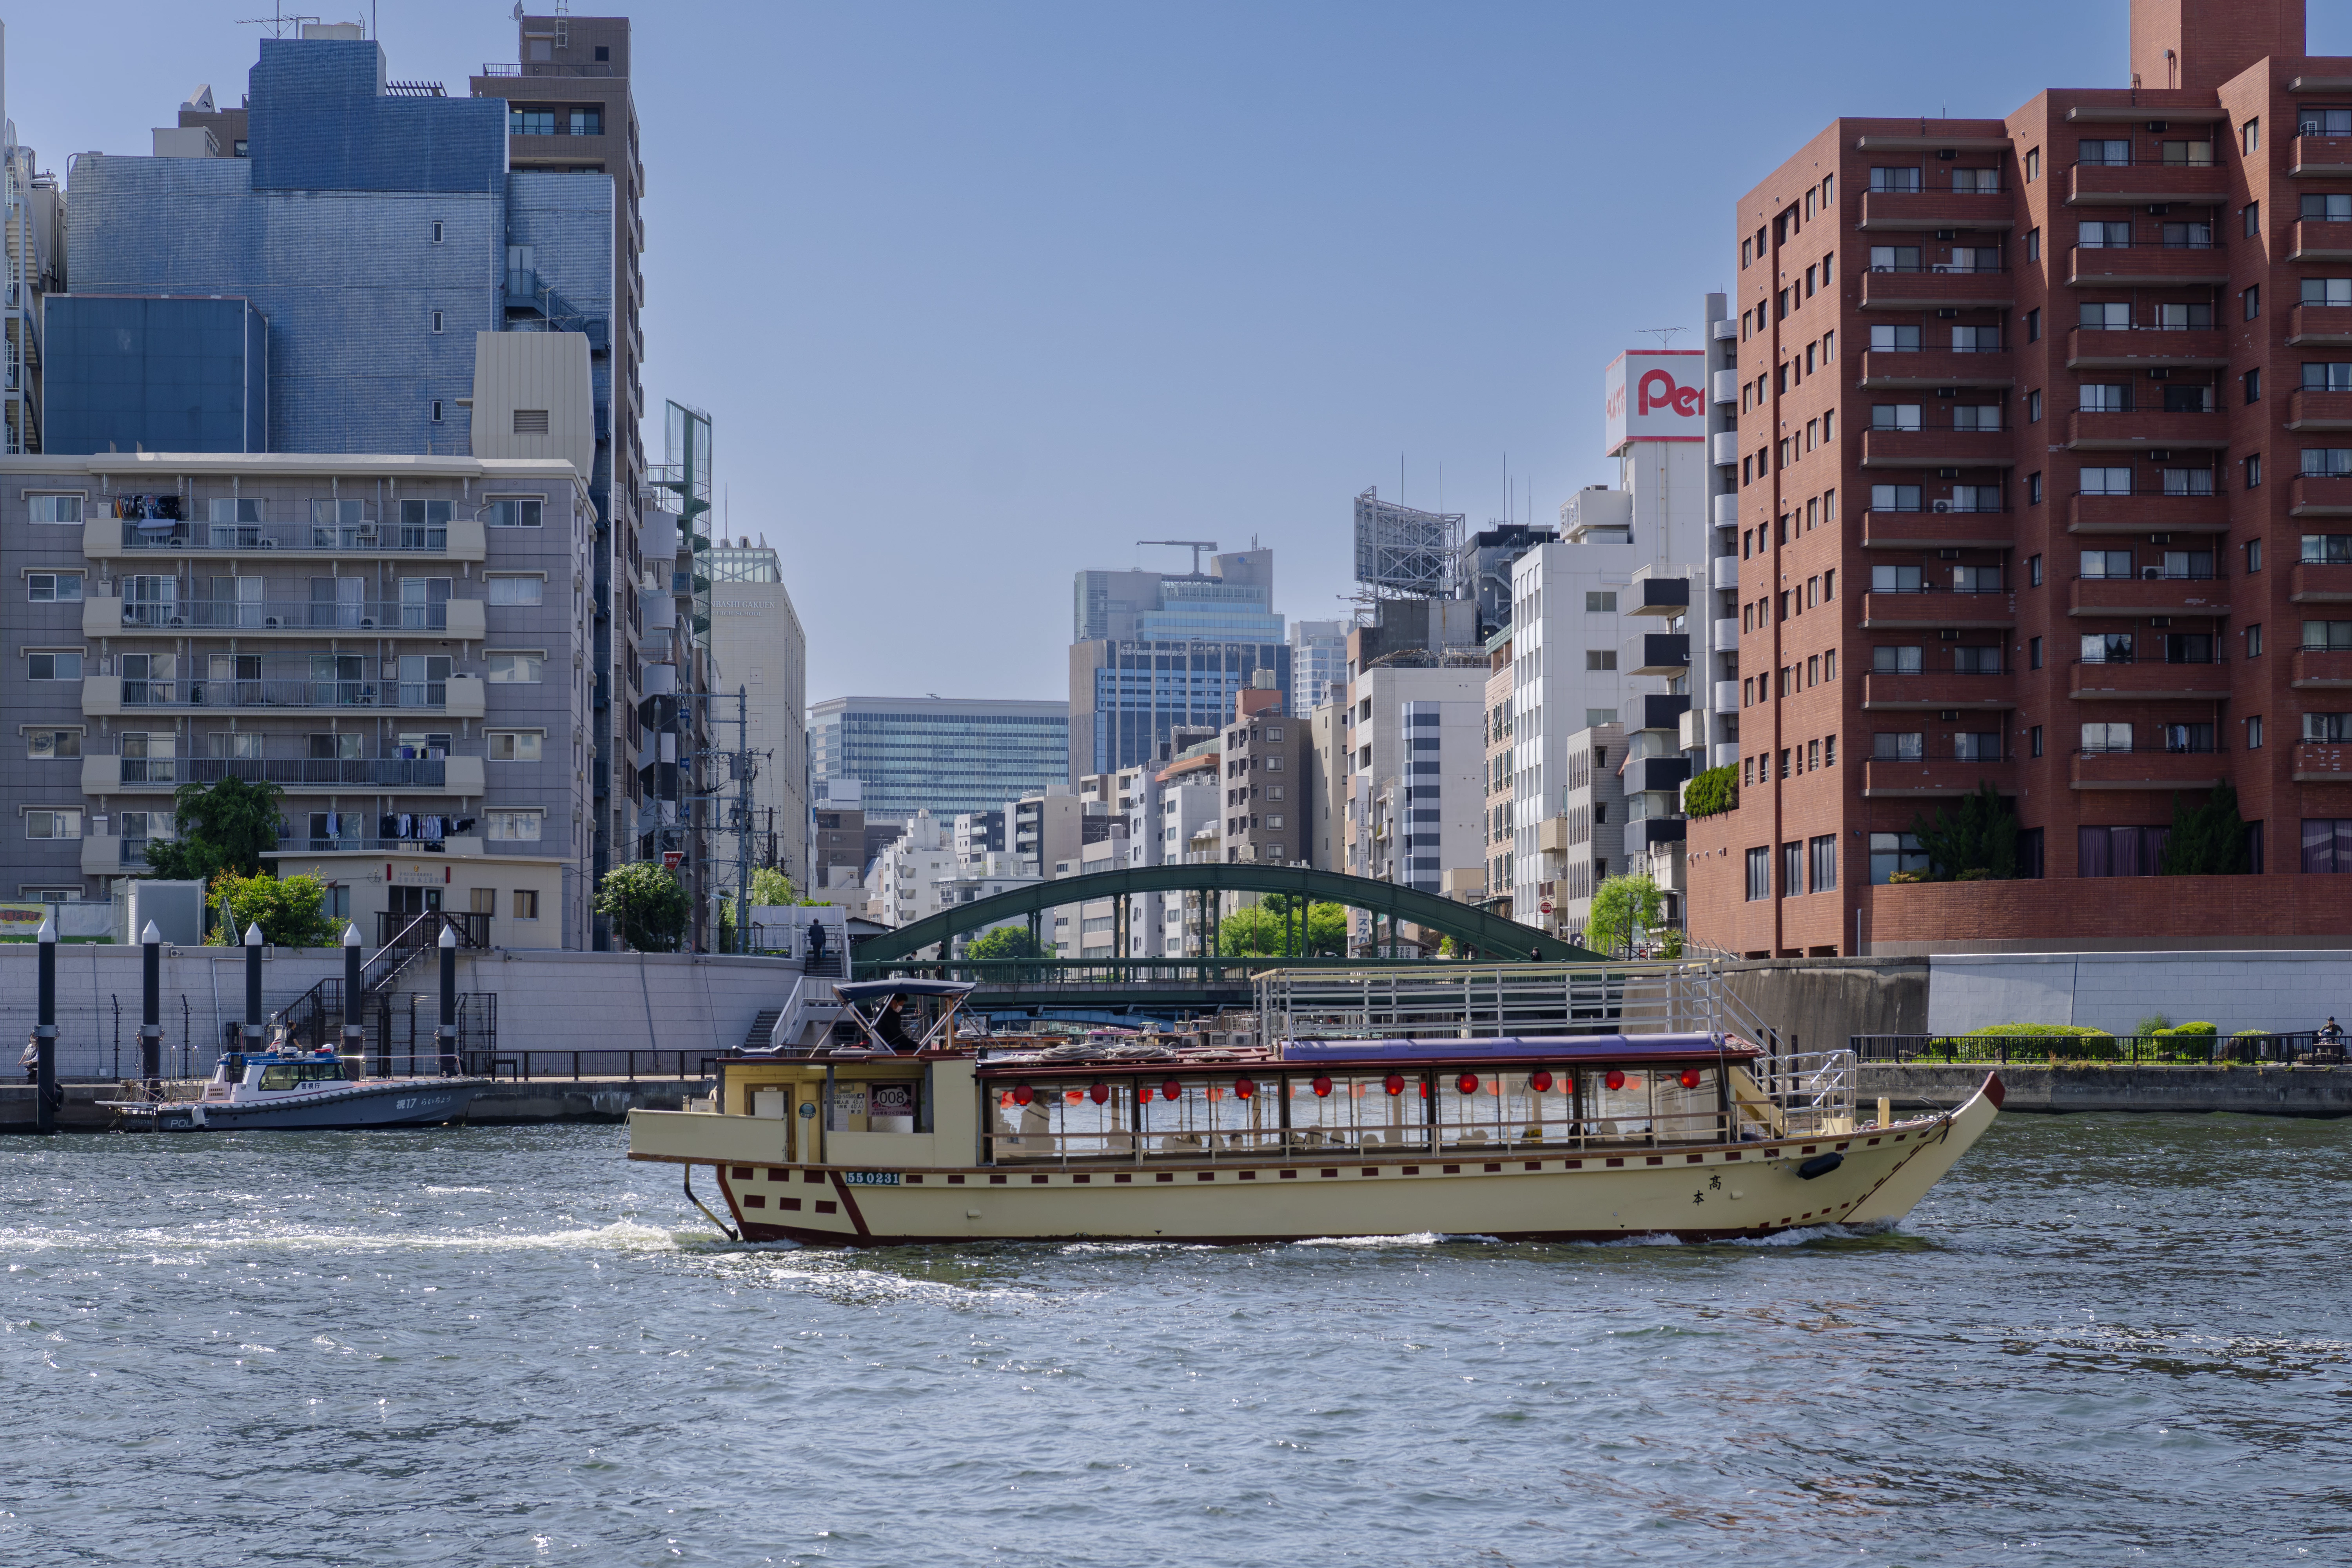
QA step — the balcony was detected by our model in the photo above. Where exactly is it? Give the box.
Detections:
[2290,474,2352,516]
[2288,388,2352,431]
[2067,574,2230,617]
[1859,426,2014,468]
[1860,671,2015,711]
[2066,244,2229,287]
[1859,589,2014,629]
[2290,561,2352,603]
[1625,575,1690,617]
[1627,634,1690,677]
[81,753,485,795]
[1859,506,2014,550]
[2064,408,2230,450]
[1710,431,1740,466]
[2067,658,2230,701]
[479,60,615,77]
[2292,133,2352,177]
[1711,680,1740,715]
[2067,488,2229,534]
[84,515,487,563]
[1857,348,2014,389]
[1861,757,2014,798]
[87,597,488,641]
[1855,188,2015,231]
[2070,747,2223,791]
[1711,493,1740,528]
[2288,305,2352,347]
[2291,648,2352,688]
[1858,265,2014,311]
[2292,220,2352,261]
[269,835,486,859]
[2292,741,2352,782]
[1624,755,1691,794]
[2065,327,2227,370]
[2067,159,2227,205]
[80,674,488,719]
[1710,368,1739,403]
[1708,556,1739,591]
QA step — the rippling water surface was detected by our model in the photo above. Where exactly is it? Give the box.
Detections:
[3,1114,2348,1566]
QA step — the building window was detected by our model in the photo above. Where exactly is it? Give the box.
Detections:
[2245,285,2260,321]
[2025,148,2040,181]
[1870,831,1928,884]
[486,729,544,762]
[510,107,557,135]
[2250,623,2264,656]
[429,310,445,334]
[27,572,83,603]
[1873,733,1925,761]
[2024,227,2040,262]
[1586,650,1616,671]
[430,399,445,423]
[486,651,545,683]
[2027,472,2043,506]
[2029,724,2044,758]
[2029,635,2043,669]
[26,651,82,680]
[483,497,544,527]
[2025,307,2041,343]
[487,574,544,605]
[27,494,83,524]
[2244,201,2260,238]
[431,220,445,244]
[1746,846,1770,901]
[512,409,550,435]
[514,889,541,919]
[2249,716,2264,750]
[2028,554,2043,587]
[1809,835,1837,893]
[2249,539,2264,573]
[231,138,248,158]
[485,809,544,842]
[26,730,79,759]
[2247,453,2264,488]
[1585,590,1617,612]
[2244,118,2260,154]
[2026,390,2042,423]
[569,108,604,136]
[25,809,81,839]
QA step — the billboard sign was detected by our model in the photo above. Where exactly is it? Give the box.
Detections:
[1603,350,1707,454]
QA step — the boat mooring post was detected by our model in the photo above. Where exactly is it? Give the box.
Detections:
[340,923,365,1065]
[242,922,265,1053]
[435,923,459,1076]
[139,920,163,1094]
[34,912,58,1135]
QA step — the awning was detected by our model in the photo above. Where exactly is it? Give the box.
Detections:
[834,978,977,1002]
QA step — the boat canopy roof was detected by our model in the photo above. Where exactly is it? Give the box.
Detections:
[1282,1033,1746,1063]
[834,979,977,1002]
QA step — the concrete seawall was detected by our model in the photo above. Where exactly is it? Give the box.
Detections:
[1866,1063,2352,1117]
[0,1076,711,1132]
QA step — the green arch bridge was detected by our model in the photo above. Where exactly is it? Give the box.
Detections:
[853,862,1599,976]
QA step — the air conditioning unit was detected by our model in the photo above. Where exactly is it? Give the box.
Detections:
[2302,121,2325,136]
[2141,566,2165,580]
[2147,120,2169,132]
[167,615,185,627]
[1931,499,1956,513]
[263,616,281,628]
[359,617,376,628]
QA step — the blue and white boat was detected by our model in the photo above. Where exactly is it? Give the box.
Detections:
[105,1043,488,1132]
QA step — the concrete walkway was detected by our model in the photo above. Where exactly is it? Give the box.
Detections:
[1866,1062,2352,1117]
[0,1076,710,1132]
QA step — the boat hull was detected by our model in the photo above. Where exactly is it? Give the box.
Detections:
[111,1079,488,1132]
[635,1074,2004,1247]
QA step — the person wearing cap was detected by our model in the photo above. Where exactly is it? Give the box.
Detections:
[875,995,918,1053]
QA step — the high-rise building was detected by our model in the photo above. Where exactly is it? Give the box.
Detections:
[1287,619,1348,717]
[808,696,1069,829]
[1457,523,1559,637]
[706,535,809,891]
[1691,0,2352,957]
[1069,549,1289,777]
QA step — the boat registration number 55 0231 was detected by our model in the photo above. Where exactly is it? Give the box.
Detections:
[842,1171,900,1187]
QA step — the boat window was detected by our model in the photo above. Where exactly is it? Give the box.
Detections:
[829,1078,920,1133]
[256,1061,354,1090]
[258,1066,299,1090]
[1581,1066,1720,1144]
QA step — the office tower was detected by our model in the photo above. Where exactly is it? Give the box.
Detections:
[1690,0,2352,956]
[809,696,1070,829]
[707,536,809,891]
[1457,523,1559,637]
[5,27,610,941]
[1287,619,1348,718]
[1068,548,1290,777]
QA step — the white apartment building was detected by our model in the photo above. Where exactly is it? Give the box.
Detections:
[1540,723,1625,943]
[1343,663,1483,949]
[865,810,959,929]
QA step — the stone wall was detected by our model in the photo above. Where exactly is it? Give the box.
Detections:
[1719,956,1928,1053]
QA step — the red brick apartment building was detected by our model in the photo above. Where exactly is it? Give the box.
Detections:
[1688,0,2352,955]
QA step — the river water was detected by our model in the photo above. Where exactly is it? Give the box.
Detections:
[2,1113,2346,1566]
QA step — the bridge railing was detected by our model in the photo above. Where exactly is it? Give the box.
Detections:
[1254,959,1731,1041]
[854,956,1379,986]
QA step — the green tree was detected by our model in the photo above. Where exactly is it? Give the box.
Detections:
[965,922,1049,981]
[147,776,285,884]
[1219,894,1348,957]
[750,866,795,905]
[596,862,691,951]
[2158,783,2253,875]
[207,871,339,949]
[1584,873,1664,957]
[1908,782,2018,881]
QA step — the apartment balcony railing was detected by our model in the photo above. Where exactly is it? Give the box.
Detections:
[2067,486,2229,534]
[2291,648,2352,689]
[2067,243,2230,287]
[1859,506,2014,550]
[91,596,488,640]
[104,756,455,788]
[2292,220,2352,261]
[1857,265,2014,311]
[2065,325,2228,370]
[2067,158,2227,205]
[1859,670,2016,710]
[2065,408,2230,449]
[2288,304,2352,347]
[1860,757,2014,798]
[85,517,485,561]
[480,61,616,77]
[83,674,488,720]
[1857,347,2014,389]
[2067,657,2231,701]
[2289,474,2352,517]
[1859,426,2016,468]
[2292,740,2352,782]
[2071,746,2225,791]
[1859,588,2016,630]
[1855,188,2014,232]
[2289,561,2352,603]
[2292,131,2352,177]
[2288,388,2352,432]
[2067,573,2230,617]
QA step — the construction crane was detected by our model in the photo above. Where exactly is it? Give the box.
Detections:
[1136,539,1220,575]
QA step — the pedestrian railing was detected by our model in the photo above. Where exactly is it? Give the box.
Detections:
[1852,1032,2343,1065]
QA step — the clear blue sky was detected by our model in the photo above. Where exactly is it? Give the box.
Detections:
[13,2,2352,704]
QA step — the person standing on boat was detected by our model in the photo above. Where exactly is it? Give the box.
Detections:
[875,995,917,1053]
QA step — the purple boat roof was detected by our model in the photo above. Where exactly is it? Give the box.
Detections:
[1281,1033,1743,1063]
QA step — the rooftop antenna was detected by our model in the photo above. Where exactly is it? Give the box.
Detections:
[1135,539,1219,574]
[1636,327,1688,349]
[238,4,322,37]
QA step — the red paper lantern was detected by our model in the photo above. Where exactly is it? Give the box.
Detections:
[1455,1071,1479,1095]
[1234,1076,1255,1100]
[1680,1068,1703,1090]
[998,1090,1014,1108]
[1064,1089,1083,1104]
[1312,1075,1333,1098]
[1089,1082,1110,1105]
[1383,1072,1405,1096]
[1161,1078,1182,1102]
[1604,1069,1626,1091]
[1530,1069,1554,1093]
[1013,1084,1035,1106]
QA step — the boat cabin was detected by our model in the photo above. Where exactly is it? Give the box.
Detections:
[201,1048,361,1102]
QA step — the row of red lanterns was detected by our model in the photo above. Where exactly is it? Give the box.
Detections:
[1003,1065,1706,1108]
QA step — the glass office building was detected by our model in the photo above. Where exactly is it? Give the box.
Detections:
[808,697,1070,827]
